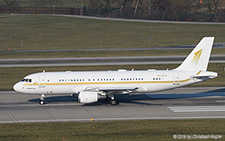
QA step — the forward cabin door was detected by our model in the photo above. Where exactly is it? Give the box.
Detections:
[173,73,180,85]
[39,74,46,88]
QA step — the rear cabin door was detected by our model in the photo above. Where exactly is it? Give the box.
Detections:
[173,73,180,85]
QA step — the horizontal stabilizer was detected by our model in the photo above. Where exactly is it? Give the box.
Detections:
[192,71,218,79]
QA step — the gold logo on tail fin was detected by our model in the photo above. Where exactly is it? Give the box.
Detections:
[191,49,202,64]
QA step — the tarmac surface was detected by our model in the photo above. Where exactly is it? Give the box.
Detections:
[1,42,224,53]
[0,87,225,123]
[0,55,225,67]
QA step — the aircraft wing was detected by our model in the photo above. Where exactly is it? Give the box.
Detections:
[81,86,139,94]
[98,87,138,91]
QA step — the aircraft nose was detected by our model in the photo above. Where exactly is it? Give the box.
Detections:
[13,82,21,92]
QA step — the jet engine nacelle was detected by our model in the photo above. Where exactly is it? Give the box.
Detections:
[78,91,99,103]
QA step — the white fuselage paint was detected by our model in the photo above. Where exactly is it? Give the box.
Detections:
[13,69,216,95]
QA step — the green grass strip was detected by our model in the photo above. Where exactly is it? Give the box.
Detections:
[0,119,224,140]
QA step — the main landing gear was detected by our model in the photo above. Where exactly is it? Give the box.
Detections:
[106,95,118,106]
[39,94,45,105]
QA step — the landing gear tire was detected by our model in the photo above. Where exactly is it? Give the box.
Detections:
[39,94,45,105]
[110,100,117,106]
[39,101,44,105]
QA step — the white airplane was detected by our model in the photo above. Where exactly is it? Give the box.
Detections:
[13,37,218,105]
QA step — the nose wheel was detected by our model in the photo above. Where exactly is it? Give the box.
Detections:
[39,94,45,105]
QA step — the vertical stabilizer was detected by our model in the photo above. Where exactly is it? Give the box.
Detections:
[175,37,214,71]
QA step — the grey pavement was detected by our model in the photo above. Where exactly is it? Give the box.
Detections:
[0,87,225,123]
[0,55,224,67]
[1,42,224,53]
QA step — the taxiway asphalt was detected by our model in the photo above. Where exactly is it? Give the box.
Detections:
[0,55,225,67]
[0,87,225,123]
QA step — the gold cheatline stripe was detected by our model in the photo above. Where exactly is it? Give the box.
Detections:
[24,79,190,86]
[196,71,202,75]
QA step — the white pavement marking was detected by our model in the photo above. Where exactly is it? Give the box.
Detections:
[217,100,225,103]
[7,112,16,122]
[168,106,225,112]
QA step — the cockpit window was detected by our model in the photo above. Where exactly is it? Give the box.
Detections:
[21,78,32,83]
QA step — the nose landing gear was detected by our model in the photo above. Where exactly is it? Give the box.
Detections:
[39,94,45,105]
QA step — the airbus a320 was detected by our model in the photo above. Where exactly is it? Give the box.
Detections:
[13,37,218,105]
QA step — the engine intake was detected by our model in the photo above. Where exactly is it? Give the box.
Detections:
[78,91,100,104]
